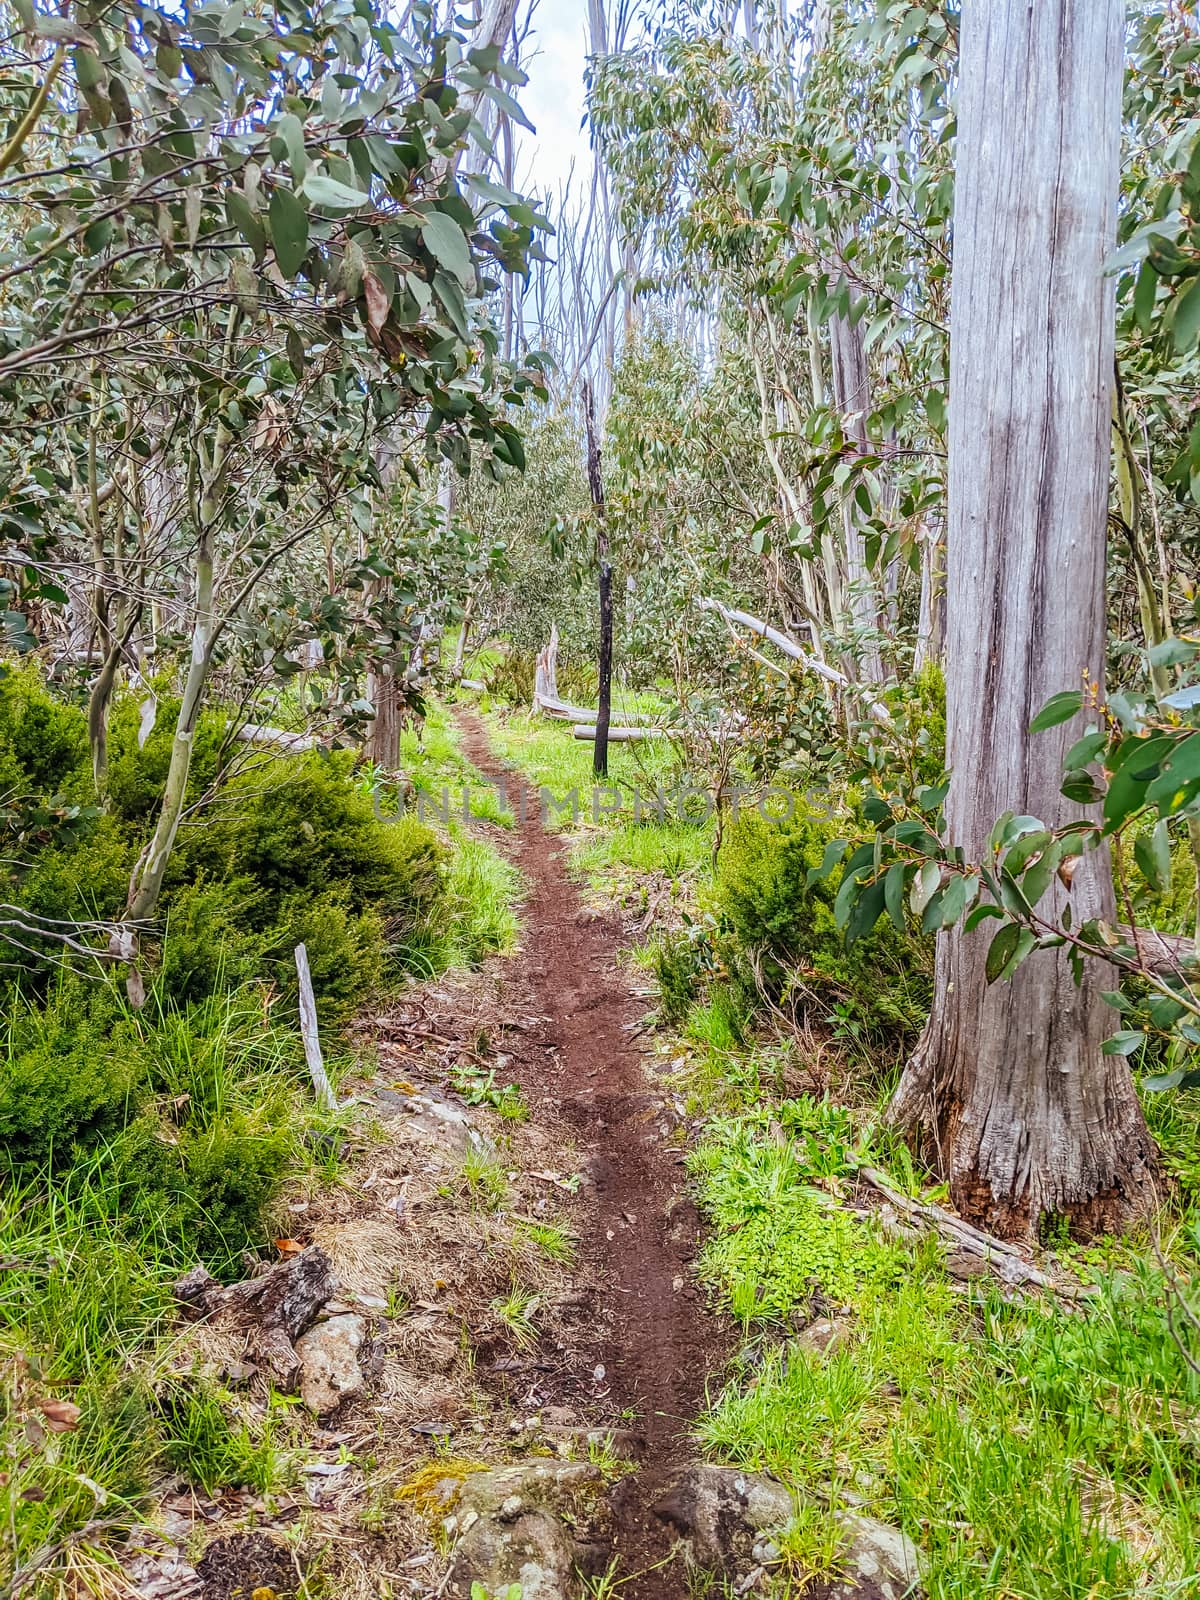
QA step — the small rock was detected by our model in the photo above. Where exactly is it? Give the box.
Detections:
[449,1506,574,1600]
[447,1460,608,1600]
[795,1317,851,1355]
[294,1314,367,1415]
[832,1511,922,1599]
[653,1465,795,1574]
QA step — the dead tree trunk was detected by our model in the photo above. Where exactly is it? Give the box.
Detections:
[583,381,612,781]
[890,0,1158,1239]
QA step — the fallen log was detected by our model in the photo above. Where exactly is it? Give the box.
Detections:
[172,1245,339,1389]
[460,678,487,692]
[1111,924,1197,976]
[572,724,667,741]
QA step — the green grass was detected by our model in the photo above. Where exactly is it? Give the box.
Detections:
[689,1081,1200,1600]
[484,711,681,826]
[0,986,333,1591]
[514,1218,575,1264]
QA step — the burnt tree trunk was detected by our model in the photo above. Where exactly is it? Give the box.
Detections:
[583,381,613,781]
[889,0,1158,1238]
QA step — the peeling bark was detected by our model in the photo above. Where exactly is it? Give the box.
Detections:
[890,0,1158,1239]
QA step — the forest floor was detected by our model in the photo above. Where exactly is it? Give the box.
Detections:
[111,699,1200,1600]
[123,709,728,1600]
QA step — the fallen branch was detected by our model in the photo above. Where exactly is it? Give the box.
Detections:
[571,724,667,742]
[859,1167,1094,1299]
[1112,924,1197,976]
[697,596,891,723]
[235,723,320,752]
[295,943,337,1112]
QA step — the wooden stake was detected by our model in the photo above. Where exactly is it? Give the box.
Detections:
[294,944,337,1112]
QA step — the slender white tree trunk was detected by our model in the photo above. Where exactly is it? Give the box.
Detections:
[890,0,1158,1237]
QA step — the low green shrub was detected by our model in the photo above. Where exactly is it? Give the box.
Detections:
[653,930,703,1025]
[691,1117,901,1324]
[18,811,136,927]
[0,984,147,1165]
[711,807,931,1046]
[105,695,230,824]
[157,877,270,1006]
[267,887,385,1028]
[0,662,90,794]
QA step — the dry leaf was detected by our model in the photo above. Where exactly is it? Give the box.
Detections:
[38,1398,81,1432]
[274,1238,304,1256]
[363,270,391,343]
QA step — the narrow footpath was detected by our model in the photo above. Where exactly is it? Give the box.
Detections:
[457,713,720,1597]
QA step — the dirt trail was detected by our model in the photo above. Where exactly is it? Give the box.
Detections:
[457,713,719,1597]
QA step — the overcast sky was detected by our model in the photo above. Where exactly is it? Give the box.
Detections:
[517,0,593,201]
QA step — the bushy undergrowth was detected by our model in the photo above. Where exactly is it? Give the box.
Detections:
[711,808,932,1045]
[0,983,329,1583]
[691,1114,903,1323]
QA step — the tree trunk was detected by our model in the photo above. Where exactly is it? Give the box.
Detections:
[583,381,612,780]
[890,0,1158,1239]
[829,292,884,683]
[366,657,404,768]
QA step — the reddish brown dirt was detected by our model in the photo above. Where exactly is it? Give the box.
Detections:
[457,713,723,1597]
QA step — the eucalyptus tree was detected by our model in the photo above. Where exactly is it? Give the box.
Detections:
[589,3,954,687]
[880,0,1159,1235]
[0,0,548,970]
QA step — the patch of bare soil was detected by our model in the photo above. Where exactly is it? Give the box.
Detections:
[454,711,727,1596]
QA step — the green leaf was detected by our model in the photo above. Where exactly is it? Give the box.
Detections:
[964,904,1003,932]
[806,837,848,887]
[226,190,265,262]
[998,927,1037,981]
[985,923,1020,983]
[1020,839,1063,908]
[1147,636,1198,669]
[481,81,535,132]
[1102,735,1176,830]
[302,171,371,210]
[846,877,887,945]
[1004,829,1051,875]
[1142,1068,1193,1092]
[919,889,945,935]
[1063,728,1105,769]
[1171,274,1200,352]
[1029,690,1083,733]
[883,860,906,931]
[834,865,870,931]
[1102,1030,1145,1057]
[1133,258,1158,333]
[938,871,971,928]
[268,186,309,278]
[1133,819,1172,895]
[421,211,472,285]
[910,859,941,916]
[1147,733,1200,811]
[465,172,523,207]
